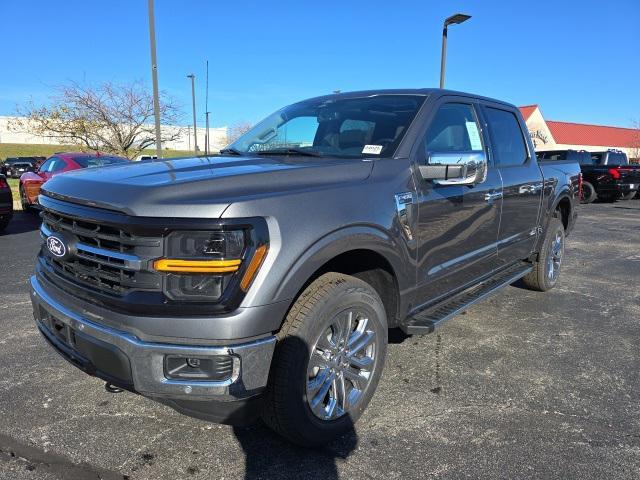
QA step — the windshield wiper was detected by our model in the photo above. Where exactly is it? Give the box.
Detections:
[255,148,323,157]
[219,147,244,156]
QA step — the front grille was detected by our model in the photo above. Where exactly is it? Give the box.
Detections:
[41,208,162,296]
[41,209,156,253]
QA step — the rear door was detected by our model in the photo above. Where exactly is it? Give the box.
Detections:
[413,97,503,304]
[482,104,543,264]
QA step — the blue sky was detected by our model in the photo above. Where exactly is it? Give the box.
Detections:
[2,0,639,129]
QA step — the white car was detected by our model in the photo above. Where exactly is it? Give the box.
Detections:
[134,155,158,162]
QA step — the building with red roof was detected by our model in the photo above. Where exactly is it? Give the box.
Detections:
[518,105,640,162]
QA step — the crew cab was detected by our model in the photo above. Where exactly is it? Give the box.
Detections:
[537,149,640,202]
[0,173,12,232]
[30,89,580,446]
[19,152,128,210]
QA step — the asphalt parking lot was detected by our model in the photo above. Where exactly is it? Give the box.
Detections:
[0,202,639,480]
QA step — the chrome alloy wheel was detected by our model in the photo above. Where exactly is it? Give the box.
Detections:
[306,309,379,421]
[547,231,564,281]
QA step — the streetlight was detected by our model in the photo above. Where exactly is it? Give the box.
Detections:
[439,13,471,89]
[147,0,162,159]
[187,74,198,153]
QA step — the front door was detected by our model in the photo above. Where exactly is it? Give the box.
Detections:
[413,99,503,307]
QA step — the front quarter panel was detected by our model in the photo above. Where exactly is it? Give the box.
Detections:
[222,158,418,318]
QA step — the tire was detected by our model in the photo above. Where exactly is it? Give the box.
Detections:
[0,218,9,232]
[580,181,597,204]
[20,185,30,212]
[620,191,637,200]
[522,217,565,292]
[262,272,388,447]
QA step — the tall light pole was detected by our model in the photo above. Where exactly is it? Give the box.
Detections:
[205,60,210,155]
[187,74,198,153]
[147,0,163,158]
[439,13,471,89]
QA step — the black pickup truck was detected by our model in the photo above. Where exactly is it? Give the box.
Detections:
[0,173,12,232]
[30,89,580,446]
[537,149,640,202]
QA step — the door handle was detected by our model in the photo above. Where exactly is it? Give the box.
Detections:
[484,191,503,203]
[519,183,543,194]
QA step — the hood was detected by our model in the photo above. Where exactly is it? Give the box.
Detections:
[41,155,374,218]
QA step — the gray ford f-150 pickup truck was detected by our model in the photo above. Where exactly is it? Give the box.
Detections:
[30,89,580,446]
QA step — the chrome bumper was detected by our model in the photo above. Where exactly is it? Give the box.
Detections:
[29,275,276,401]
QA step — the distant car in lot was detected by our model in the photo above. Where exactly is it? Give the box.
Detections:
[134,154,158,161]
[537,149,640,202]
[0,173,13,232]
[1,157,43,178]
[19,152,129,210]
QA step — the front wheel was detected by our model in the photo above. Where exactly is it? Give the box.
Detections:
[522,217,565,292]
[262,273,388,447]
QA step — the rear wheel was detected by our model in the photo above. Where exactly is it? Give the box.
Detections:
[262,273,388,446]
[20,185,30,212]
[522,217,565,292]
[580,181,597,204]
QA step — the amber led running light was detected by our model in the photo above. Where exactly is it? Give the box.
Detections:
[154,258,241,273]
[240,244,268,291]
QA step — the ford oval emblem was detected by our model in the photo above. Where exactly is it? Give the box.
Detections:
[46,236,67,258]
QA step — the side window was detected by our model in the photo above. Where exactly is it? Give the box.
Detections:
[485,107,528,167]
[425,103,483,153]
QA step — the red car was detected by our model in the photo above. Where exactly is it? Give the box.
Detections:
[19,152,128,210]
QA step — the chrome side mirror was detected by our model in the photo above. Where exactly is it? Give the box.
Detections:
[419,151,487,185]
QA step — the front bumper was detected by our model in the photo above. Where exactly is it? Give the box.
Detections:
[30,275,277,422]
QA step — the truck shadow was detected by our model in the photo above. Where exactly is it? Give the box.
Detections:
[232,422,357,480]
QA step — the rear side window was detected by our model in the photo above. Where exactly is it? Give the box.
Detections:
[425,103,483,153]
[485,107,528,167]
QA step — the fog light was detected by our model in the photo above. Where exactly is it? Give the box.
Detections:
[186,358,201,368]
[164,355,234,381]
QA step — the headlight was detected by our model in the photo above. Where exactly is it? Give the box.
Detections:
[165,230,245,260]
[153,230,267,302]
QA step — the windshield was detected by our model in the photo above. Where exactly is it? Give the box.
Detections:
[74,156,128,168]
[226,94,426,159]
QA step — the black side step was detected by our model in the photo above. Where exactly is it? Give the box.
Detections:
[401,262,533,335]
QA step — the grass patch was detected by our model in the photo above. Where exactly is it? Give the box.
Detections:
[7,178,19,200]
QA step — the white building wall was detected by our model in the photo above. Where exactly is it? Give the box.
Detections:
[0,116,228,153]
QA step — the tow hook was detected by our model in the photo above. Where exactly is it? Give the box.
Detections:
[104,383,123,394]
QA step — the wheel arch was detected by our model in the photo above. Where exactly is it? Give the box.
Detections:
[272,225,410,328]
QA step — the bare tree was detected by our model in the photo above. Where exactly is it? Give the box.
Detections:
[227,121,254,144]
[11,81,182,159]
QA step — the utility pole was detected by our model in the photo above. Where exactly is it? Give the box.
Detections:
[147,0,163,158]
[205,60,210,155]
[440,13,471,89]
[187,74,198,154]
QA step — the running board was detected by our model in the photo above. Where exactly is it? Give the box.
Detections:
[401,262,533,335]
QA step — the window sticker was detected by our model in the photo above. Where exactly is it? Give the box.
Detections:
[465,122,483,151]
[362,144,383,155]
